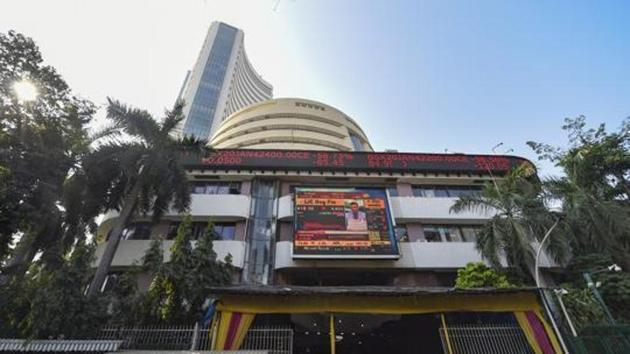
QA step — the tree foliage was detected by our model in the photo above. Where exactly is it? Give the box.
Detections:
[528,116,630,266]
[0,240,107,338]
[455,262,515,289]
[451,165,568,281]
[141,216,233,324]
[86,98,209,296]
[0,30,96,277]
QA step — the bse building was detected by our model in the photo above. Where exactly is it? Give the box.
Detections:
[95,97,565,353]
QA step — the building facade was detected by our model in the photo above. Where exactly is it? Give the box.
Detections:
[96,99,556,288]
[94,99,565,353]
[175,22,273,140]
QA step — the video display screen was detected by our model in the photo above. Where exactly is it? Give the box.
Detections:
[293,188,399,259]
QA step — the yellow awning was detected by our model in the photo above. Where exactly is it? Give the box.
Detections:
[216,291,542,314]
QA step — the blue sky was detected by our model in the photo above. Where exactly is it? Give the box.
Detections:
[2,0,629,176]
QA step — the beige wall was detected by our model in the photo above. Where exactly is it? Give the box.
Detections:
[210,98,373,152]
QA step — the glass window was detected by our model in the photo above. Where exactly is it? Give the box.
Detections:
[214,223,236,240]
[228,182,241,194]
[461,226,482,243]
[445,226,463,242]
[122,222,152,240]
[434,187,449,198]
[412,185,482,198]
[349,133,365,151]
[387,186,399,197]
[190,181,241,195]
[394,225,408,242]
[193,184,207,194]
[423,226,442,242]
[412,186,433,197]
[205,184,218,195]
[216,184,230,194]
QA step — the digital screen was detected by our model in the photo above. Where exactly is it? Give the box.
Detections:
[191,149,532,175]
[293,188,399,259]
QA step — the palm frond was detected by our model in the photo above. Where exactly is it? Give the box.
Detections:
[160,100,185,135]
[106,98,160,143]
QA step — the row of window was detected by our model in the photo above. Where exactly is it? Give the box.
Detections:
[393,224,482,242]
[386,185,482,197]
[423,225,482,242]
[412,185,482,198]
[118,222,480,243]
[187,183,482,198]
[119,222,236,241]
[190,181,241,195]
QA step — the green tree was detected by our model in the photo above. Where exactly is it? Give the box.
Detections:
[86,99,207,297]
[143,216,232,324]
[528,116,630,267]
[0,31,96,280]
[565,253,630,323]
[450,165,568,281]
[2,240,107,338]
[455,262,515,289]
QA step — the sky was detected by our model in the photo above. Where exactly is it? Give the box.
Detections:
[2,0,629,176]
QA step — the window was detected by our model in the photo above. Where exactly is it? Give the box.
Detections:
[412,185,482,198]
[121,223,152,240]
[349,133,365,151]
[423,226,443,242]
[422,225,482,242]
[167,222,236,240]
[387,186,399,197]
[460,226,482,242]
[189,181,241,195]
[394,225,408,242]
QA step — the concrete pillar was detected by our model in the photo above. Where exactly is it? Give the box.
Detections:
[234,221,247,241]
[240,180,252,195]
[396,183,413,197]
[278,222,293,242]
[406,223,425,242]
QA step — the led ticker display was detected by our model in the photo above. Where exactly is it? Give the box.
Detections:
[193,149,532,175]
[293,188,399,259]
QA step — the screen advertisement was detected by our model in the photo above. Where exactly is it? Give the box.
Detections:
[293,188,399,259]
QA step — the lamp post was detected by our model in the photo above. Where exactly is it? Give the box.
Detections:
[534,211,563,288]
[583,264,622,325]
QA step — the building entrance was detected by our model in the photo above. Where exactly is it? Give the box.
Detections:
[290,313,444,354]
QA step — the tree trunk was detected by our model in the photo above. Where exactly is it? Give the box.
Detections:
[0,234,38,286]
[0,210,60,286]
[87,182,141,297]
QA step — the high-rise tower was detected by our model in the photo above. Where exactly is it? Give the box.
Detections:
[175,22,273,140]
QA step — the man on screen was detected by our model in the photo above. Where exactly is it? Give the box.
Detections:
[345,201,368,231]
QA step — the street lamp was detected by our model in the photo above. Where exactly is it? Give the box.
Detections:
[583,264,622,325]
[13,79,38,102]
[534,209,563,288]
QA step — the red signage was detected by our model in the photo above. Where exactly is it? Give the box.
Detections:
[185,149,531,174]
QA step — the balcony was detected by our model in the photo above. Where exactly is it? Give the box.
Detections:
[100,194,251,224]
[93,240,246,268]
[390,196,491,223]
[277,195,490,223]
[274,241,556,270]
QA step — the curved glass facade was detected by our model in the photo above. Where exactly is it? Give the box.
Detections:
[182,24,237,139]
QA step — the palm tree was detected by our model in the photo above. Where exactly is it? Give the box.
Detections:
[86,98,207,297]
[544,154,630,267]
[450,165,568,281]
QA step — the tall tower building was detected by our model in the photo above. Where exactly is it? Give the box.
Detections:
[175,22,273,140]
